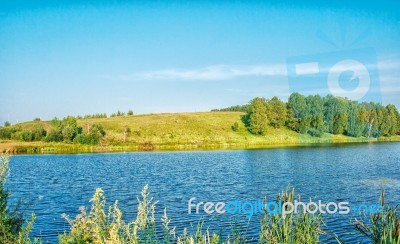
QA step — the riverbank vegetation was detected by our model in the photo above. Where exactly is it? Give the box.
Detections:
[1,93,399,154]
[0,154,35,243]
[352,191,400,244]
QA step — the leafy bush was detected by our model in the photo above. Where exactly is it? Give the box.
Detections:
[231,122,239,132]
[19,130,34,142]
[307,128,323,137]
[45,129,63,142]
[72,124,106,145]
[31,125,47,141]
[72,134,99,145]
[0,127,14,139]
[45,117,105,145]
[5,125,47,142]
[62,125,76,142]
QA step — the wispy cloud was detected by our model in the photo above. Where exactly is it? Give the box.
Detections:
[378,59,400,71]
[105,57,399,83]
[116,64,287,81]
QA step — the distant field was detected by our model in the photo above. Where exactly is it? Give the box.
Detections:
[1,112,399,154]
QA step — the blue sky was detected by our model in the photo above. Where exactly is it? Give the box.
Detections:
[0,1,399,124]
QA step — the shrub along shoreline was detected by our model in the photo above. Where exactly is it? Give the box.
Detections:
[0,135,399,154]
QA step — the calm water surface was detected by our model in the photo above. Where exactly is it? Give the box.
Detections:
[7,142,400,243]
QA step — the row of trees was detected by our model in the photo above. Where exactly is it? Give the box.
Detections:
[0,117,106,145]
[75,110,134,119]
[1,110,135,127]
[242,93,400,138]
[211,105,249,112]
[79,113,108,119]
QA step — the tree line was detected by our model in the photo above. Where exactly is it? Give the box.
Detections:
[0,109,136,144]
[236,93,399,138]
[0,116,105,145]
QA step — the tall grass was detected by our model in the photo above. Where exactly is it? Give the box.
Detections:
[352,191,400,244]
[60,186,326,244]
[58,186,400,244]
[258,188,324,243]
[59,185,228,244]
[0,154,37,244]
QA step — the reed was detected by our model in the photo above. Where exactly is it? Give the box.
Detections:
[258,188,325,244]
[60,186,327,244]
[352,191,400,244]
[59,185,225,244]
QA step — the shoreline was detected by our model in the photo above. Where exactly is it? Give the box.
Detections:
[1,136,399,155]
[2,112,400,155]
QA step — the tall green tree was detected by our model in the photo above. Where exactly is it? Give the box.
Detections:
[346,101,364,137]
[397,110,400,135]
[60,116,83,142]
[323,95,335,133]
[268,96,287,128]
[380,104,398,136]
[242,97,270,135]
[304,95,324,132]
[332,98,349,135]
[286,93,307,132]
[323,95,348,134]
[359,102,379,138]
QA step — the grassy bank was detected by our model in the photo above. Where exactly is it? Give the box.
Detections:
[1,112,399,154]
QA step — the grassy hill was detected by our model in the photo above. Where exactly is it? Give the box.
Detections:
[1,112,399,154]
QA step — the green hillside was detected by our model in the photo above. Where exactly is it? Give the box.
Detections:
[1,111,398,154]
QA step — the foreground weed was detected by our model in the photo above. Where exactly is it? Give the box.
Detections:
[352,191,400,244]
[258,188,325,244]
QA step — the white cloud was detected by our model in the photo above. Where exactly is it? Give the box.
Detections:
[117,64,287,81]
[104,57,399,84]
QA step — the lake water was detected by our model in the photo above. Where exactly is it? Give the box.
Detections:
[6,142,400,243]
